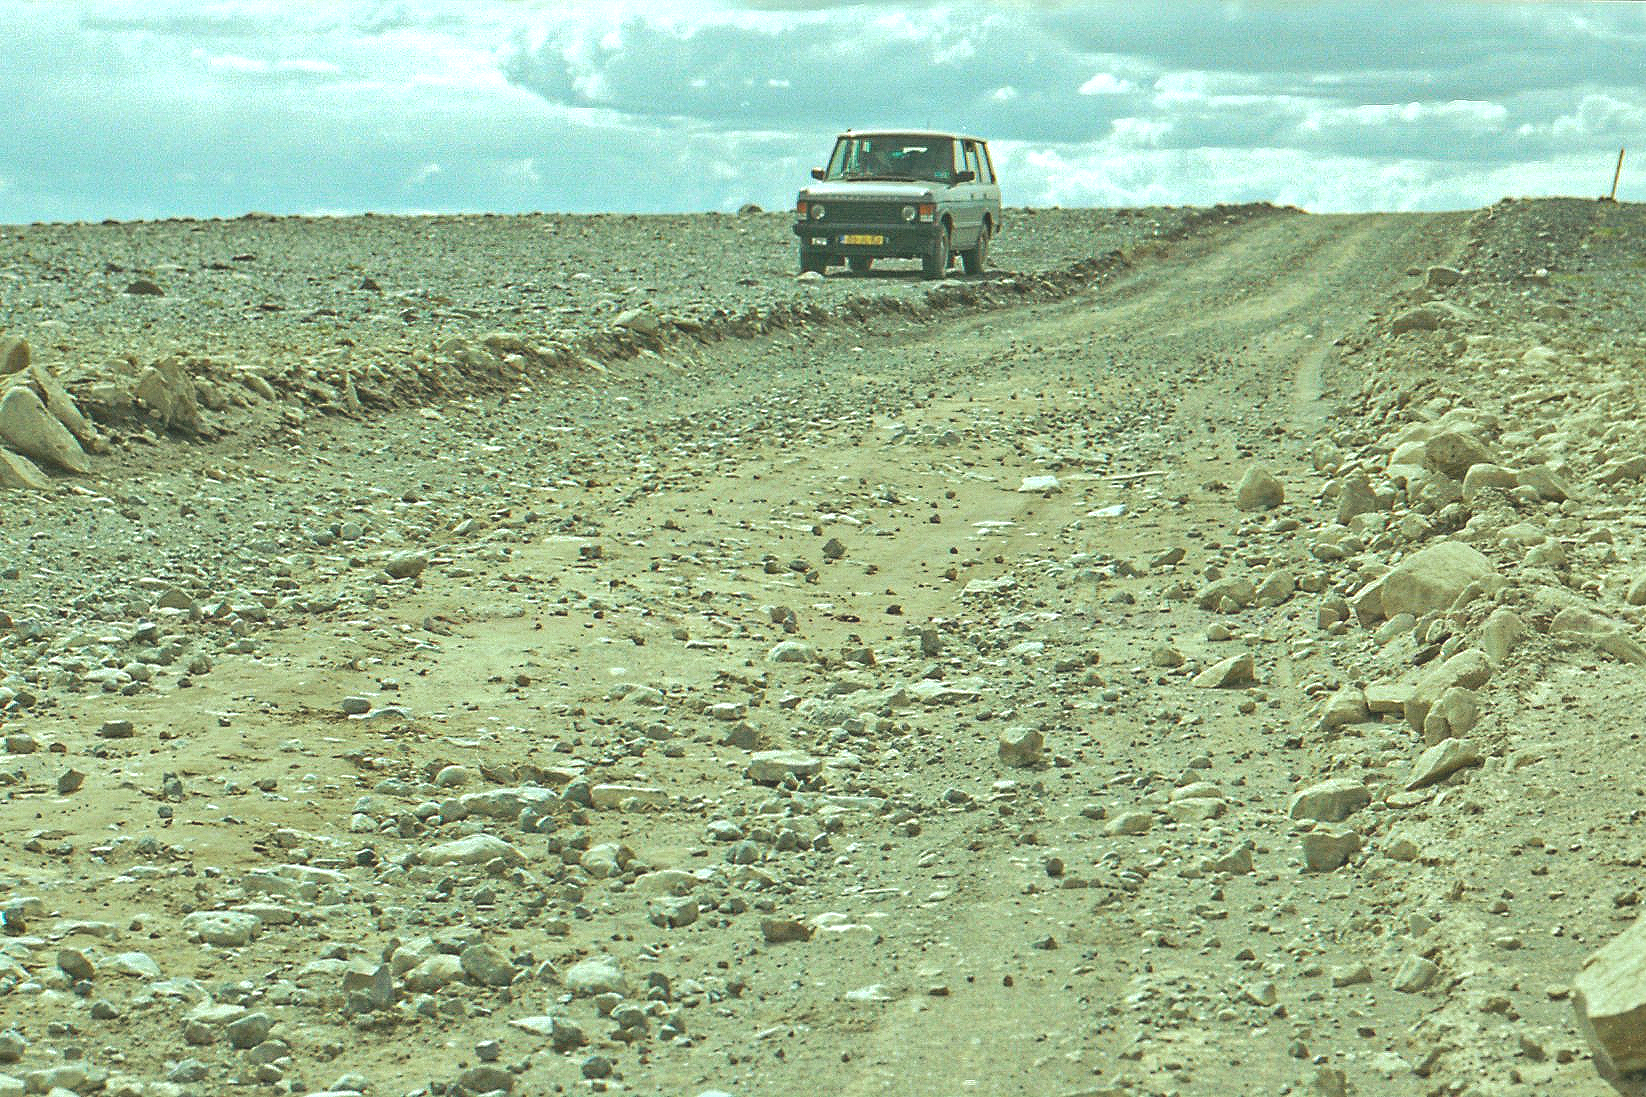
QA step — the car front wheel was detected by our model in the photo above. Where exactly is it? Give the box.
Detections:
[848,256,873,274]
[961,226,989,275]
[921,227,951,280]
[799,249,827,275]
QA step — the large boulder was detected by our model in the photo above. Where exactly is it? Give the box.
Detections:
[18,364,101,450]
[1356,541,1495,624]
[0,386,90,473]
[1575,916,1646,1095]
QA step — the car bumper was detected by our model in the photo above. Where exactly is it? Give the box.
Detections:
[793,223,939,255]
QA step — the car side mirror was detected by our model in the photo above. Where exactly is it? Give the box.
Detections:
[811,168,826,180]
[954,170,976,183]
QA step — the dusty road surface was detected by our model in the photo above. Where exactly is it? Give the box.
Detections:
[3,198,1646,1097]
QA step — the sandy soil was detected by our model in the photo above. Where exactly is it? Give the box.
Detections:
[1,197,1645,1097]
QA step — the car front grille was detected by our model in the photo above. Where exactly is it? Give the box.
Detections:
[823,201,906,224]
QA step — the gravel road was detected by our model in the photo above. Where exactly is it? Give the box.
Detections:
[2,198,1646,1097]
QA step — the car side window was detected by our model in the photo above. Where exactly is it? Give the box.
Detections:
[964,142,983,181]
[979,143,996,184]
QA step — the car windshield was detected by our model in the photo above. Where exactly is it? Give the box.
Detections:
[826,135,956,183]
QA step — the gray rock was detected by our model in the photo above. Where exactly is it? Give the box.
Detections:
[1193,652,1255,688]
[997,726,1043,768]
[422,834,526,867]
[1423,429,1497,480]
[747,750,821,783]
[1316,685,1369,732]
[1236,465,1284,511]
[1357,540,1495,624]
[1104,811,1153,836]
[1288,778,1371,823]
[1421,686,1479,746]
[1405,737,1482,791]
[459,943,518,988]
[1301,827,1362,872]
[1405,648,1492,731]
[564,954,628,997]
[1552,606,1646,665]
[225,1011,273,1049]
[1575,915,1646,1091]
[0,447,49,490]
[1391,306,1443,333]
[1336,470,1382,524]
[383,551,428,580]
[182,910,262,947]
[766,641,815,663]
[1392,954,1440,993]
[0,337,27,376]
[403,954,463,992]
[0,386,90,473]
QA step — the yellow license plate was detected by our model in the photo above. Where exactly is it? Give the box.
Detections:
[841,234,883,245]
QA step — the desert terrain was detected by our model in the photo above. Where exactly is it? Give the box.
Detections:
[2,196,1646,1097]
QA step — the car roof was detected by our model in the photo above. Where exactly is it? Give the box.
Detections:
[838,130,988,143]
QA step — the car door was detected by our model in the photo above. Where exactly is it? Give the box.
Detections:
[974,141,1000,235]
[950,139,979,247]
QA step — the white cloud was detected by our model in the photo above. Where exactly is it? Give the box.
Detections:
[1079,72,1133,96]
[206,53,268,74]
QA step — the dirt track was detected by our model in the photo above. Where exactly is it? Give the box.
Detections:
[3,199,1646,1097]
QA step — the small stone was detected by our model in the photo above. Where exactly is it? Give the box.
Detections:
[1392,955,1440,993]
[821,536,847,560]
[1104,811,1153,837]
[183,910,262,947]
[56,769,85,795]
[340,696,372,716]
[1331,963,1373,987]
[126,278,165,296]
[1017,474,1060,493]
[747,750,821,783]
[457,1066,514,1094]
[383,551,428,580]
[761,917,814,944]
[997,726,1043,768]
[96,719,135,739]
[225,1011,273,1049]
[56,948,94,981]
[767,640,816,664]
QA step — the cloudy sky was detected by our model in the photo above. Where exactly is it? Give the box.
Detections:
[3,1,1644,223]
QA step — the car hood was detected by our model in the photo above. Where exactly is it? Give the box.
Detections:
[798,181,936,201]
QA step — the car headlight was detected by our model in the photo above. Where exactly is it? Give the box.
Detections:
[902,205,916,222]
[810,204,826,220]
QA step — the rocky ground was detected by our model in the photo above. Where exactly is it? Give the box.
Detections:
[1,196,1645,1097]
